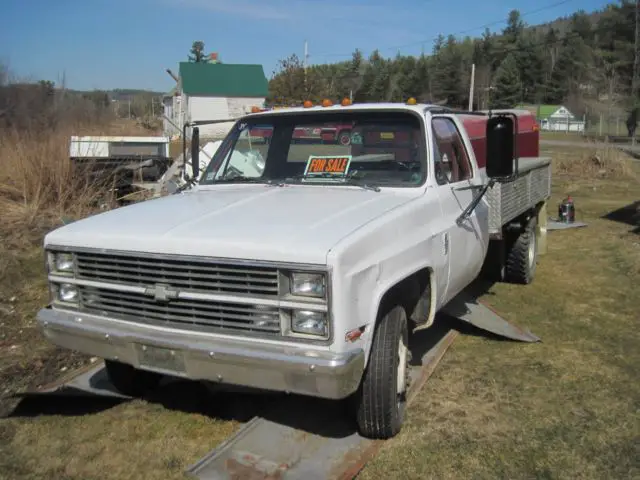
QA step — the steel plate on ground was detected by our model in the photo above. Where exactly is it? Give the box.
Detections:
[547,219,588,230]
[12,362,132,400]
[186,322,458,480]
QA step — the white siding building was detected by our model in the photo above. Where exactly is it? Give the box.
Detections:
[163,62,268,139]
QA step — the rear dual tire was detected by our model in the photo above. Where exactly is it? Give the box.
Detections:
[353,305,410,439]
[505,215,538,284]
[481,215,538,285]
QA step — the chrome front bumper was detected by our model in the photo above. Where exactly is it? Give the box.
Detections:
[36,307,364,399]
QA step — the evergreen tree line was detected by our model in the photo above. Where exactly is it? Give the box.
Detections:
[267,2,638,129]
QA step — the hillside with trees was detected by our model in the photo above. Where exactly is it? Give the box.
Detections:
[267,1,638,134]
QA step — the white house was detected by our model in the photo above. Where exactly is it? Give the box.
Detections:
[163,61,269,139]
[538,105,585,133]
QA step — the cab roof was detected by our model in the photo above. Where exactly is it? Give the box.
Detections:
[243,102,441,119]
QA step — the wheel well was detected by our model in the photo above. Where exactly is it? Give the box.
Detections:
[505,204,542,233]
[376,268,432,327]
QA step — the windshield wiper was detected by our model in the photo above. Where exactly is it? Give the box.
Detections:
[267,172,380,192]
[342,176,381,192]
[212,175,265,184]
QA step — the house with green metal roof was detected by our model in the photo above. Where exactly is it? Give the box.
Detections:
[163,61,268,138]
[516,104,585,133]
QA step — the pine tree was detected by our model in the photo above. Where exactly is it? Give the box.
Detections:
[513,34,546,103]
[432,35,464,106]
[491,53,521,108]
[188,41,207,63]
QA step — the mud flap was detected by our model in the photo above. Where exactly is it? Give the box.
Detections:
[441,291,541,343]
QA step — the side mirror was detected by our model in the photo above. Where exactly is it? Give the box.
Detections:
[486,115,515,178]
[191,126,200,180]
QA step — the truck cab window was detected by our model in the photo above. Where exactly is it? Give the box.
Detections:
[432,118,473,184]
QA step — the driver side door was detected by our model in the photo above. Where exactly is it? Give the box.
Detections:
[432,116,488,305]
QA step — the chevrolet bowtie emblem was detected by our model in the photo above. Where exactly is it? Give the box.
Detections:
[144,283,179,303]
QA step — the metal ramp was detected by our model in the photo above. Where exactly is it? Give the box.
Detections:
[441,292,541,343]
[13,361,131,400]
[186,323,458,480]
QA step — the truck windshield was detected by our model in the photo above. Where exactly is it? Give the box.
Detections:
[198,110,426,188]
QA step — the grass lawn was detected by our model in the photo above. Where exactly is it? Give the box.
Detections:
[540,131,587,142]
[1,146,638,479]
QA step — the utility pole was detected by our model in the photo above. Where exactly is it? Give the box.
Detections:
[633,0,640,144]
[304,40,309,93]
[468,63,476,111]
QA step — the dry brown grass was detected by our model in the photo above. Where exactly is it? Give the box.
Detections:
[0,118,162,416]
[551,144,638,181]
[0,119,153,249]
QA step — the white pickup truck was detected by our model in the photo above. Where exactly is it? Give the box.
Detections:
[37,100,551,439]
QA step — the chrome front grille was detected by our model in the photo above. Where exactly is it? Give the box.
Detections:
[78,285,281,335]
[74,251,279,298]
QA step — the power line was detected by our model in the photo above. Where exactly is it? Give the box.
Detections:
[313,0,577,60]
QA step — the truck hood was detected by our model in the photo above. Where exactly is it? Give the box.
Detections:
[45,184,420,264]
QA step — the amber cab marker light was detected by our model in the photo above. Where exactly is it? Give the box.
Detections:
[406,97,417,105]
[533,123,540,132]
[322,98,333,107]
[303,100,313,108]
[250,106,261,113]
[341,97,352,106]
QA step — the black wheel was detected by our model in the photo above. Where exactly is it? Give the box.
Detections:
[354,305,410,439]
[104,359,162,397]
[505,216,538,284]
[338,130,351,145]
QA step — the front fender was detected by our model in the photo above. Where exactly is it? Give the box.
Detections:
[328,230,445,368]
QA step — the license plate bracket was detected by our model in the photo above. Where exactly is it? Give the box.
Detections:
[135,344,186,374]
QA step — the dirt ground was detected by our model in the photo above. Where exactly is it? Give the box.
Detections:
[0,146,638,479]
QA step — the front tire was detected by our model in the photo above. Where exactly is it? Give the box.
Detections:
[354,305,410,439]
[104,359,162,397]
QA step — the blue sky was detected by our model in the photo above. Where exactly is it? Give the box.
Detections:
[0,0,612,92]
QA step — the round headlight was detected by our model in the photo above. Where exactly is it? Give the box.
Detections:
[55,253,74,272]
[59,283,79,303]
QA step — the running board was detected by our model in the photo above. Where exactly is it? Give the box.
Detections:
[441,293,541,343]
